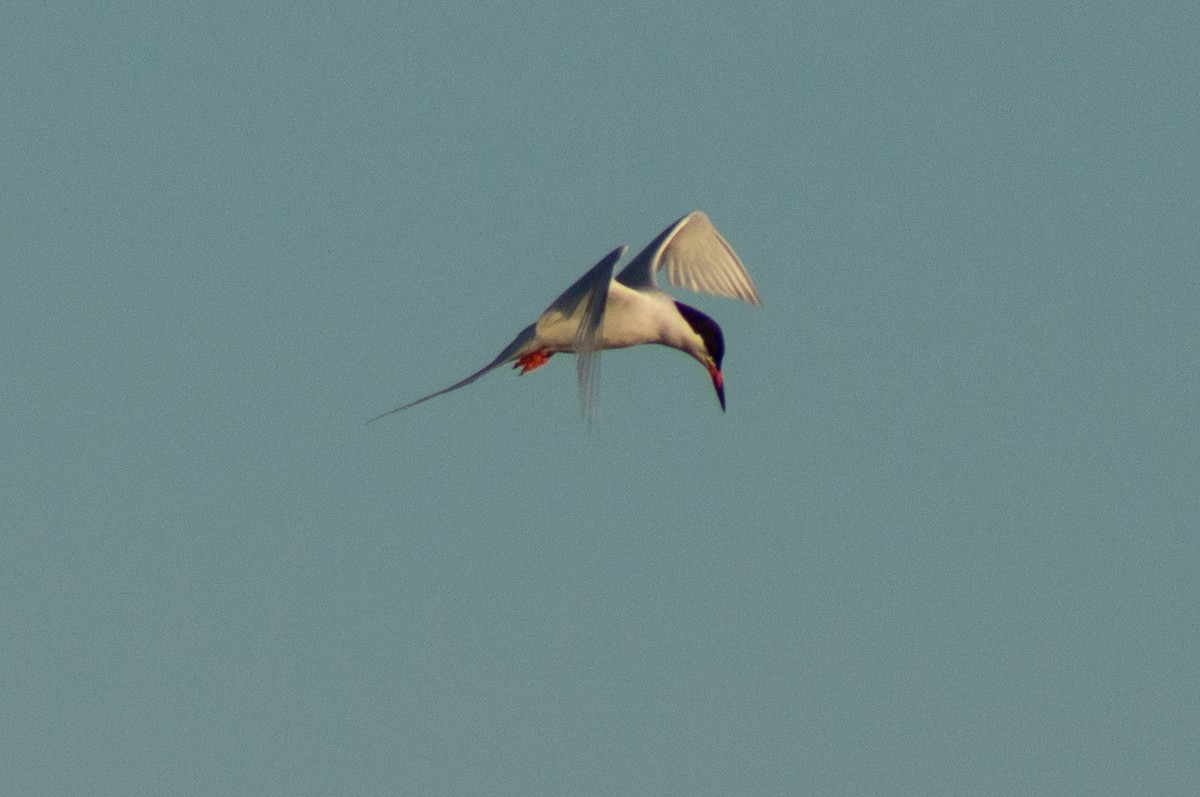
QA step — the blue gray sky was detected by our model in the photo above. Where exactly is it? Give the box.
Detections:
[4,3,1198,794]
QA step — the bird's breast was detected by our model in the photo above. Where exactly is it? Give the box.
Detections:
[534,284,699,354]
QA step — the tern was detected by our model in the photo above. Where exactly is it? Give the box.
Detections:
[370,210,761,422]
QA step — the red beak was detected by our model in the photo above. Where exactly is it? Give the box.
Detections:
[707,363,726,412]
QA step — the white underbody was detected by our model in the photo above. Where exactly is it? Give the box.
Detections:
[533,282,705,360]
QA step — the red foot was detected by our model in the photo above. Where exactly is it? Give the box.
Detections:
[514,350,553,374]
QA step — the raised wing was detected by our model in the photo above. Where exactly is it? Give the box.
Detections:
[615,211,761,306]
[366,324,536,423]
[537,246,625,422]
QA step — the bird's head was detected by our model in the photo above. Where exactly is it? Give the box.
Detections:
[674,301,726,411]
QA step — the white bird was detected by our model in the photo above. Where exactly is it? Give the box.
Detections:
[369,210,761,422]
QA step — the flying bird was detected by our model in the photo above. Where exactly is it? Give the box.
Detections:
[369,210,761,422]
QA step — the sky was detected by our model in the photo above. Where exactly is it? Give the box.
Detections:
[3,2,1198,794]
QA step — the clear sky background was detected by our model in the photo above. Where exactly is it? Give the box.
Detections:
[4,3,1198,794]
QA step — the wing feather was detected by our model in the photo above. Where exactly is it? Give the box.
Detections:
[565,247,622,422]
[615,211,762,306]
[532,246,624,421]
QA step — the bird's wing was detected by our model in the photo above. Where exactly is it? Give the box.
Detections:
[366,324,537,422]
[615,211,762,306]
[537,245,625,422]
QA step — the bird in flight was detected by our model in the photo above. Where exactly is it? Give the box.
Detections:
[369,210,761,423]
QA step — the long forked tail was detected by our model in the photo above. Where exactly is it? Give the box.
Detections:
[366,324,537,423]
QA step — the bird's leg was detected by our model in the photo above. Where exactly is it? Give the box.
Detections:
[514,350,553,374]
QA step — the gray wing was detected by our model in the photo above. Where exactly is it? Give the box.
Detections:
[366,324,537,423]
[538,245,625,422]
[573,252,615,424]
[615,210,762,305]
